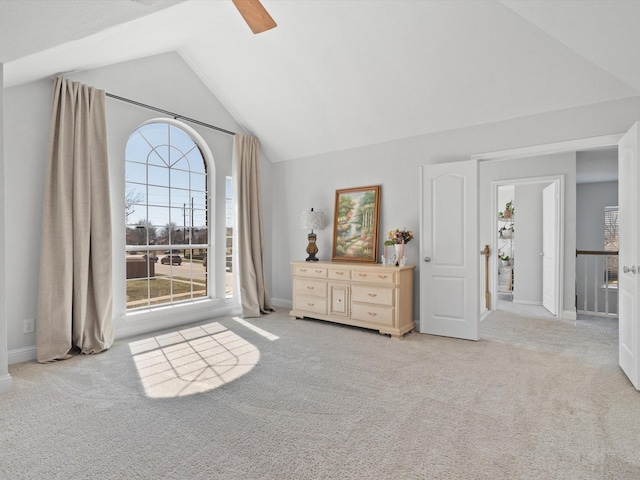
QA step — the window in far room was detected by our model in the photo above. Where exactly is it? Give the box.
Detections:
[604,206,619,286]
[124,121,209,310]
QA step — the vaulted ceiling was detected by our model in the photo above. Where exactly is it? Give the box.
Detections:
[2,0,639,163]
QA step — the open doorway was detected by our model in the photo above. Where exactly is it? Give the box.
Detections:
[493,176,564,319]
[485,146,618,325]
[575,146,619,328]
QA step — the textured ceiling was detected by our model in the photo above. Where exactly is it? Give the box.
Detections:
[2,0,639,164]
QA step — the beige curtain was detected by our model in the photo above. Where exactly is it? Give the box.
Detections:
[233,134,273,317]
[36,77,113,363]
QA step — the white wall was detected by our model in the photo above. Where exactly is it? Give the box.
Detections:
[3,52,270,362]
[0,63,12,393]
[4,51,640,369]
[576,181,618,250]
[270,118,589,322]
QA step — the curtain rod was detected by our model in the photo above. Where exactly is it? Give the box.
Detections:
[105,92,236,136]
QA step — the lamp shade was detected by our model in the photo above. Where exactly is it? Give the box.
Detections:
[300,209,325,231]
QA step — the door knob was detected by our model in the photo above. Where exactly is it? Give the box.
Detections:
[424,257,431,262]
[624,265,637,274]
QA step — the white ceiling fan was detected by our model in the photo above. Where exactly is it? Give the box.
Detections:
[132,0,277,34]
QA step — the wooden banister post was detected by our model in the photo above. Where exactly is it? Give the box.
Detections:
[483,245,490,309]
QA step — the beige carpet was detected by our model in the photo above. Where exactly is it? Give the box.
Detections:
[2,308,640,479]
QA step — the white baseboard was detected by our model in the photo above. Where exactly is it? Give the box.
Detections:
[271,298,292,310]
[8,345,37,365]
[562,310,577,320]
[0,373,13,394]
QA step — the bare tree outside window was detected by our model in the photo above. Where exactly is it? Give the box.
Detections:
[125,184,143,222]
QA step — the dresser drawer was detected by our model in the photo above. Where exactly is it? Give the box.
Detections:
[328,267,351,280]
[351,284,394,306]
[294,278,327,297]
[351,303,394,326]
[294,265,328,278]
[351,270,396,285]
[294,294,328,315]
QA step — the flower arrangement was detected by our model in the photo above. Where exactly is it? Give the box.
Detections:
[384,228,414,246]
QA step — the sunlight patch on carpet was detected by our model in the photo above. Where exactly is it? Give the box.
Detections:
[128,322,260,398]
[232,317,280,341]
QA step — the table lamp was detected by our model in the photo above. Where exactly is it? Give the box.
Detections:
[300,208,325,261]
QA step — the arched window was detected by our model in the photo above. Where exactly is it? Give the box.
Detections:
[125,121,209,310]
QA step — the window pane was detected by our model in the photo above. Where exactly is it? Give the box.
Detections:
[148,145,169,167]
[125,182,146,204]
[169,125,194,149]
[191,191,206,209]
[170,188,191,208]
[225,176,233,299]
[147,185,169,207]
[193,210,206,228]
[170,155,190,172]
[604,206,619,284]
[604,207,618,251]
[192,173,206,192]
[138,124,168,147]
[170,168,190,190]
[125,161,147,182]
[148,206,170,228]
[148,164,169,187]
[186,148,206,174]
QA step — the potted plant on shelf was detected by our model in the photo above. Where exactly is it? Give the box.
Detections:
[499,253,511,266]
[499,200,514,220]
[499,225,514,238]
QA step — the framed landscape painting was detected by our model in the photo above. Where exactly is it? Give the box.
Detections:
[332,185,381,263]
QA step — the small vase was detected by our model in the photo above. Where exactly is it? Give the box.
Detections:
[394,243,405,266]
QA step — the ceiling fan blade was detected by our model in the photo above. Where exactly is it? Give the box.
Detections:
[232,0,277,34]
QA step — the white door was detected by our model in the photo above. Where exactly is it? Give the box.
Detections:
[542,182,558,315]
[619,123,640,390]
[420,160,478,340]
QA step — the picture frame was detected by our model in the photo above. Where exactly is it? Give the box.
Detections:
[332,185,381,263]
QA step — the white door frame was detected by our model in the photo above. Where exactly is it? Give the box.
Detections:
[472,133,623,319]
[472,134,623,162]
[491,176,564,315]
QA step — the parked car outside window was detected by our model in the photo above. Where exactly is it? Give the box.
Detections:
[161,254,182,265]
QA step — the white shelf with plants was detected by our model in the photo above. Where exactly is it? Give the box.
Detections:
[498,202,514,294]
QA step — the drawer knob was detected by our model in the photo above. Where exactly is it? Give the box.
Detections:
[336,272,344,276]
[307,286,314,290]
[368,293,377,297]
[378,275,388,279]
[358,273,367,278]
[315,270,323,273]
[368,312,377,316]
[307,302,315,306]
[337,299,342,303]
[300,268,307,272]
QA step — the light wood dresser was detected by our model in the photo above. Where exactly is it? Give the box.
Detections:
[290,261,415,339]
